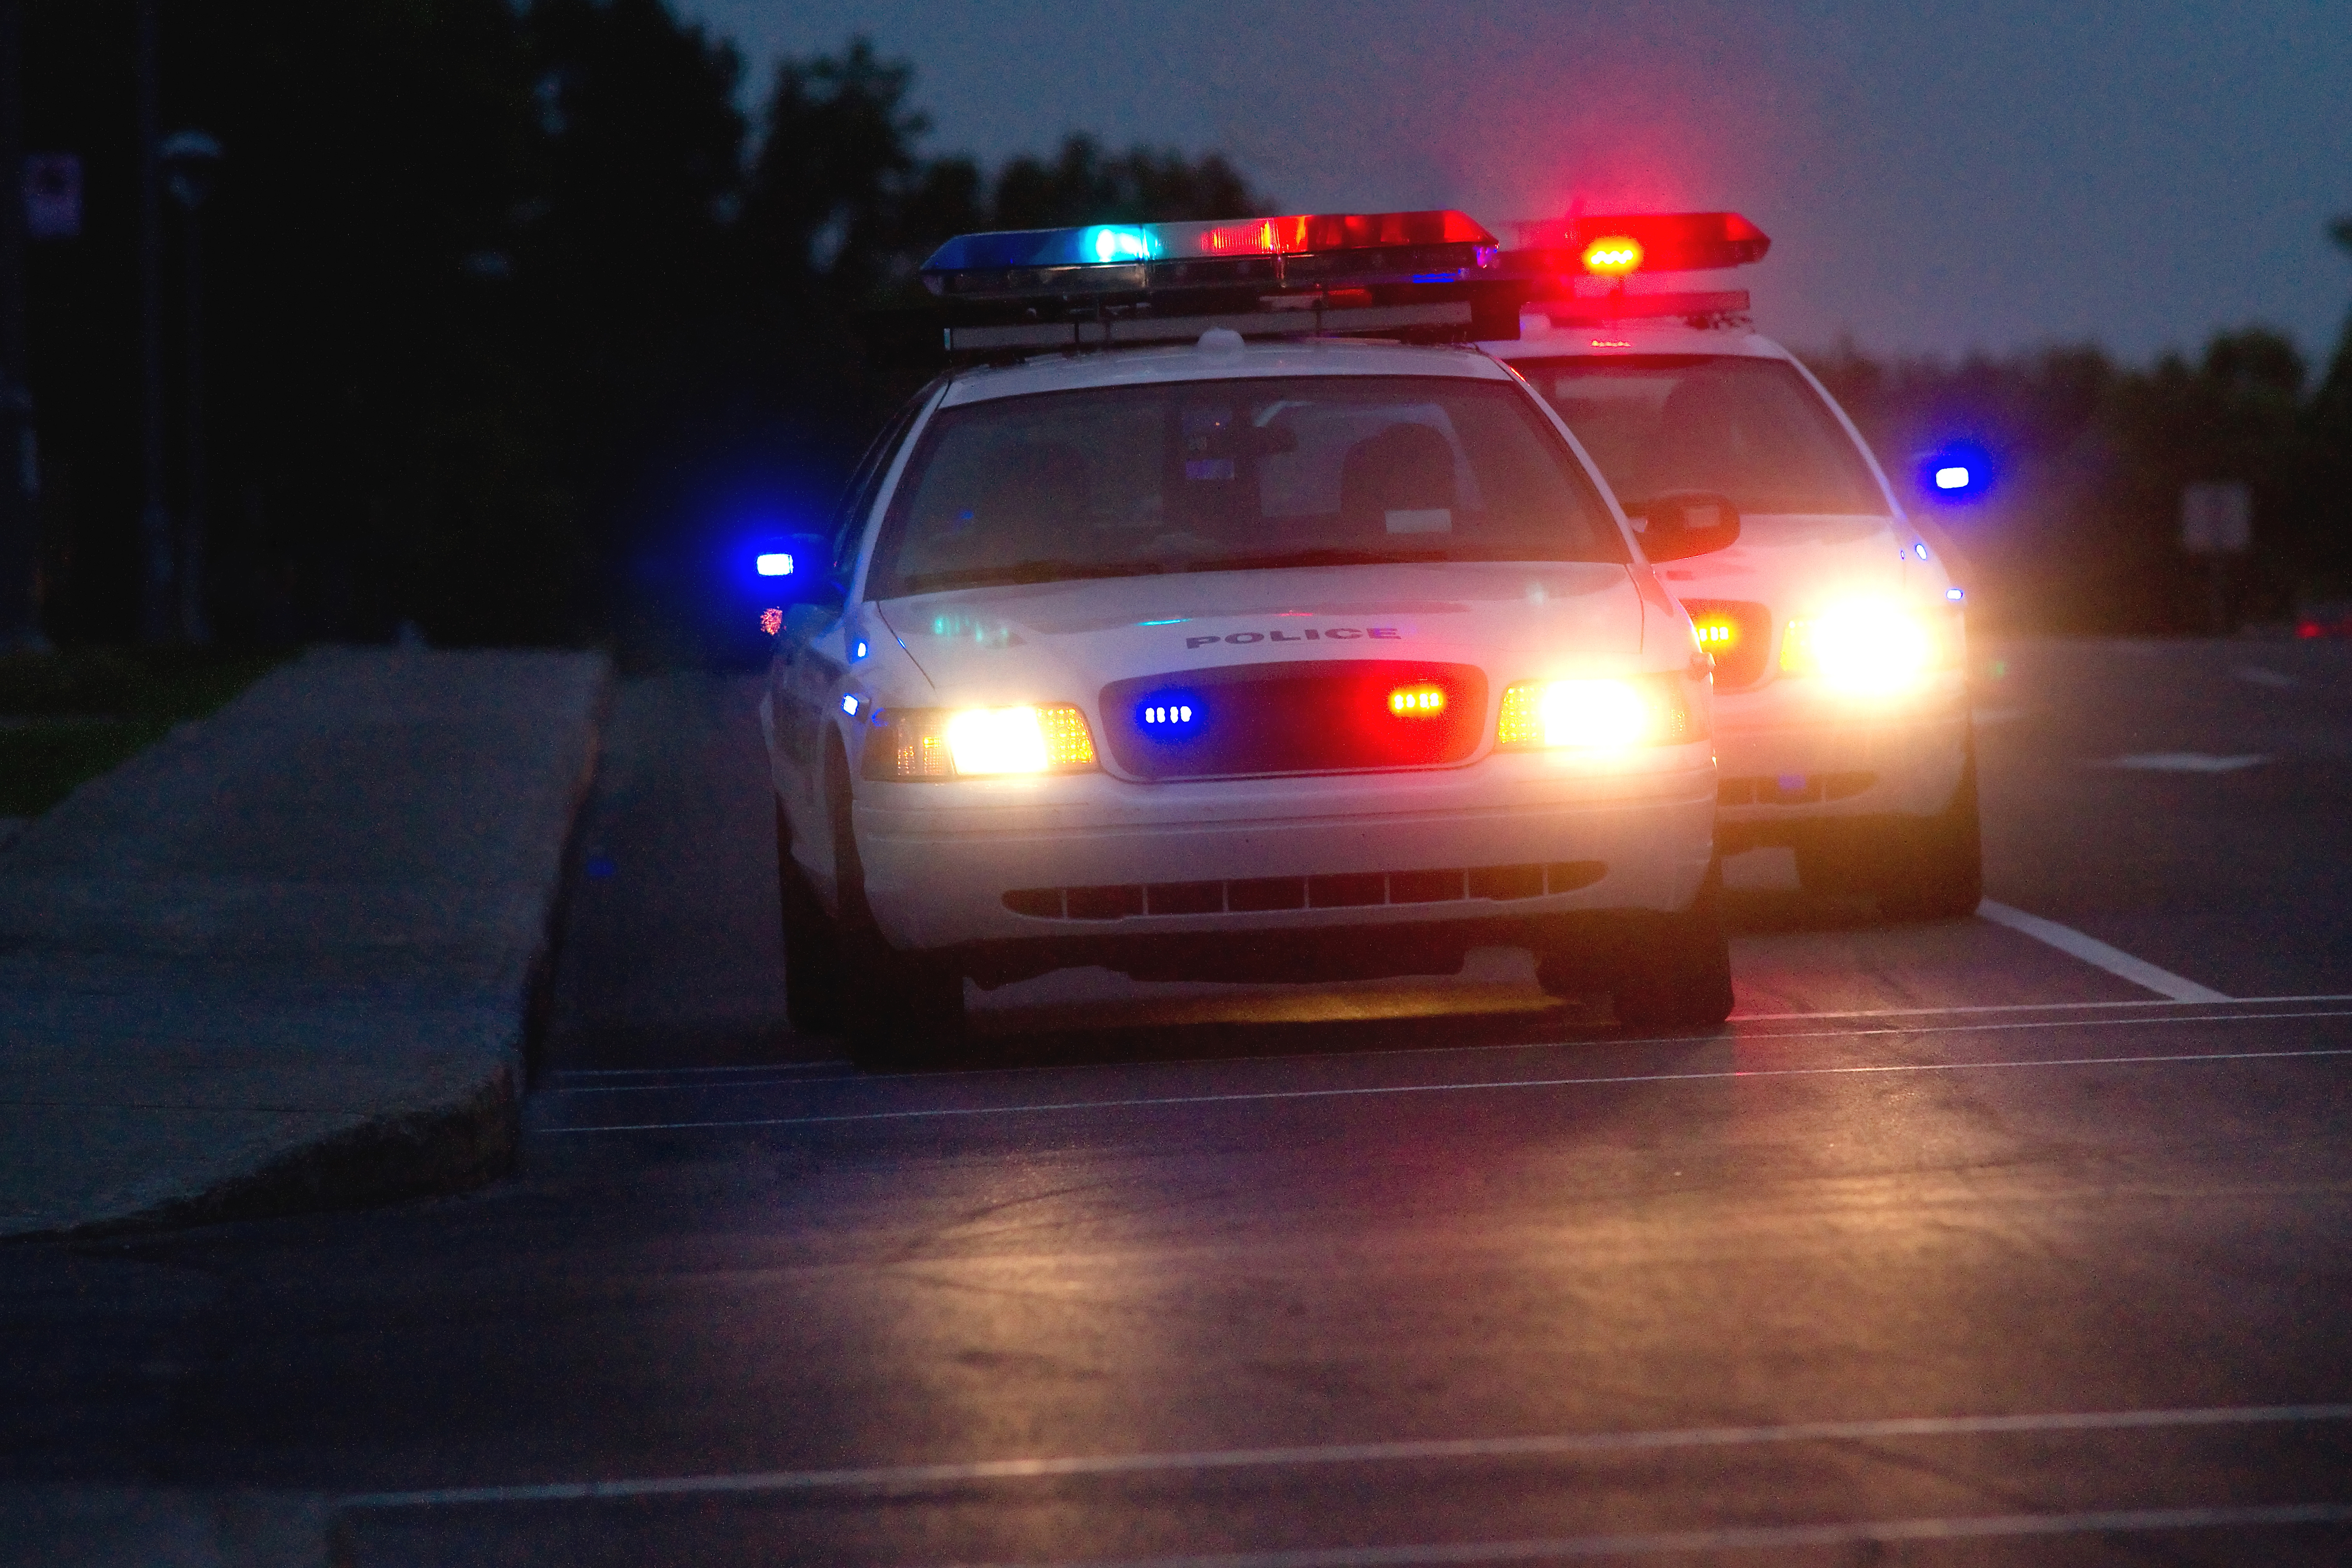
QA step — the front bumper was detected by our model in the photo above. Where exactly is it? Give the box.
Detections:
[853,744,1717,952]
[1712,669,1969,844]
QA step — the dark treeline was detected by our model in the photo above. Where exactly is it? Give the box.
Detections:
[1806,281,2352,633]
[22,0,2352,653]
[23,0,1263,654]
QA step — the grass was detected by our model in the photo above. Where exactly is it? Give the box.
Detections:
[0,648,289,818]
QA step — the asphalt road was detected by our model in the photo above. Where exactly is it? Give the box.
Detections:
[5,637,2350,1567]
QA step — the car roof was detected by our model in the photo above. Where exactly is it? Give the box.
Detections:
[940,337,1518,408]
[1480,319,1795,363]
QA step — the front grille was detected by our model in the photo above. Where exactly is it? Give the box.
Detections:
[1003,860,1606,922]
[1099,659,1488,780]
[1678,599,1772,689]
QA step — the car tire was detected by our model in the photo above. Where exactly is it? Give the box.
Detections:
[1871,741,1983,920]
[840,929,967,1071]
[825,744,966,1070]
[775,798,845,1035]
[1608,862,1735,1031]
[1796,736,1983,922]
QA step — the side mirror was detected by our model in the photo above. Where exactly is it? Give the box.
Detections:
[1626,491,1741,562]
[749,533,839,606]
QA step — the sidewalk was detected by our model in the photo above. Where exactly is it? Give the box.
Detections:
[0,646,608,1239]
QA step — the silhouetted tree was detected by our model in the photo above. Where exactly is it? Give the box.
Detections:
[990,135,1263,231]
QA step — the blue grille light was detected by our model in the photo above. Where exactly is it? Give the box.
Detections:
[1137,693,1207,738]
[756,552,793,576]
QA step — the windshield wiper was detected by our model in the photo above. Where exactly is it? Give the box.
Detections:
[1175,547,1452,572]
[901,559,1176,592]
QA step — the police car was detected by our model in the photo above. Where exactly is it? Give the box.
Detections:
[755,210,1738,1064]
[1482,213,1979,919]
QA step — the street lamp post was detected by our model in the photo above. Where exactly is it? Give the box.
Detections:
[161,129,219,648]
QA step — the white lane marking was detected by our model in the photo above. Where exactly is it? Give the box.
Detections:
[551,1062,851,1082]
[334,1403,2352,1509]
[1737,995,2352,1021]
[541,1019,2352,1135]
[955,1505,2352,1567]
[2234,665,2295,689]
[557,1073,870,1095]
[1976,901,2231,1002]
[530,1003,2352,1102]
[2098,752,2269,773]
[550,1006,2352,1105]
[546,1001,2352,1096]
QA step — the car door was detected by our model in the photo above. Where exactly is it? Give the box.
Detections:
[771,390,933,887]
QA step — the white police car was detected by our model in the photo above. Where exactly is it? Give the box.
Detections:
[755,210,1737,1064]
[1482,213,1979,919]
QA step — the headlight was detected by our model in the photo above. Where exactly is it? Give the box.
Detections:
[1496,674,1702,750]
[863,704,1098,780]
[1780,600,1935,692]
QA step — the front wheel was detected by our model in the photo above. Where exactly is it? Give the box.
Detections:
[840,931,968,1071]
[775,799,845,1036]
[1796,740,1983,922]
[825,746,966,1070]
[1607,863,1735,1031]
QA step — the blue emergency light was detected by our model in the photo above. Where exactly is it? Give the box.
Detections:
[1917,441,1995,504]
[755,552,794,577]
[920,208,1501,308]
[914,209,1519,355]
[1135,691,1209,740]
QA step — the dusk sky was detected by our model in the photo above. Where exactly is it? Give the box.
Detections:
[678,0,2352,368]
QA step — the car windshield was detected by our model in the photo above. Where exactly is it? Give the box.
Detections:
[865,374,1625,597]
[1516,355,1887,517]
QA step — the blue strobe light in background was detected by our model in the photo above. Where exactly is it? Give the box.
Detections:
[1916,441,1995,503]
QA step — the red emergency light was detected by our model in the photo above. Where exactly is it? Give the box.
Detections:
[1196,209,1493,256]
[913,208,1519,354]
[921,210,1496,292]
[1510,212,1771,274]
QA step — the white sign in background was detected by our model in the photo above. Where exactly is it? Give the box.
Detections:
[2180,481,2252,556]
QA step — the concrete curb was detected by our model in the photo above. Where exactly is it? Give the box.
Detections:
[0,647,611,1241]
[59,1065,521,1241]
[0,1488,334,1568]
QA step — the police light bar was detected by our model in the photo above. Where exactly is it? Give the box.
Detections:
[1507,212,1770,275]
[920,209,1498,299]
[1528,291,1752,327]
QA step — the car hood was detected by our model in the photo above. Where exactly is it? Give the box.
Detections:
[875,562,1645,706]
[1647,513,1939,613]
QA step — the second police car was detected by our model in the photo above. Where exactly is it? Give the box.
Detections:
[756,210,1741,1064]
[1484,213,1981,918]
